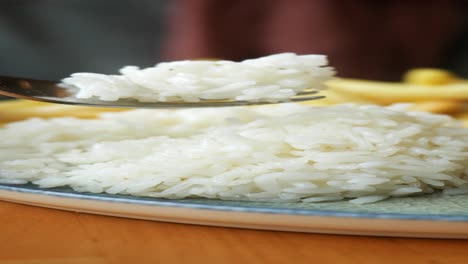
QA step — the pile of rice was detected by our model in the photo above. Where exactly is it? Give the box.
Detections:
[60,53,334,102]
[1,104,467,204]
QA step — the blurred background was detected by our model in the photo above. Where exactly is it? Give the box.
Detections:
[1,0,467,81]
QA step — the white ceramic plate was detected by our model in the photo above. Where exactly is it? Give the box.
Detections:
[1,183,467,238]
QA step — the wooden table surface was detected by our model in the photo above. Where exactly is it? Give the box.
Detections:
[1,200,468,264]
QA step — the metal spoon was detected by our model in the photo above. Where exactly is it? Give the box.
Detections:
[0,75,324,108]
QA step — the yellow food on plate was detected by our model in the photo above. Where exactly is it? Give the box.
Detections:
[455,112,468,127]
[408,100,465,115]
[403,68,460,86]
[325,79,468,103]
[0,100,126,124]
[304,68,467,121]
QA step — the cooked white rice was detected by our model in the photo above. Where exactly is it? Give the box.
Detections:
[60,53,334,102]
[1,104,467,204]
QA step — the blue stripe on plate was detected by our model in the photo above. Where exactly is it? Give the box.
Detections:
[1,183,468,222]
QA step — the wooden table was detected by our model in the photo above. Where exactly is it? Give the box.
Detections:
[1,200,467,264]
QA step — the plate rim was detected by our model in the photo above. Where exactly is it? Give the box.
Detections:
[1,183,468,222]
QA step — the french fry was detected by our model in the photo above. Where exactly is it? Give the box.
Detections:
[403,68,460,85]
[455,112,468,127]
[325,79,468,104]
[317,68,468,119]
[409,100,465,114]
[0,100,126,123]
